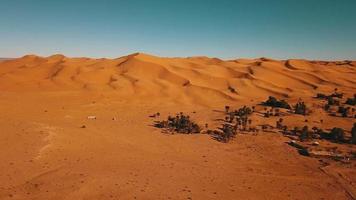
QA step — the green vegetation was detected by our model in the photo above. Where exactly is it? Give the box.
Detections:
[352,123,356,144]
[294,101,307,115]
[262,96,291,109]
[329,127,345,142]
[154,113,201,134]
[345,94,356,105]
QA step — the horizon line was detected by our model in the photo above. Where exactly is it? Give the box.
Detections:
[1,52,356,62]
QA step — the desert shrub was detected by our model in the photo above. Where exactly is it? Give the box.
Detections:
[327,97,339,106]
[292,127,299,135]
[352,123,356,144]
[338,106,346,113]
[311,127,325,139]
[330,92,343,98]
[324,104,330,111]
[316,93,328,99]
[276,118,284,129]
[338,106,350,117]
[299,126,309,141]
[345,95,356,105]
[262,96,291,109]
[154,113,201,134]
[330,127,345,142]
[220,123,237,142]
[316,89,344,101]
[225,106,230,113]
[294,101,307,115]
[234,106,252,117]
[276,121,282,129]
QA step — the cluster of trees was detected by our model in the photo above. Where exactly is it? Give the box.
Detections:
[263,107,282,117]
[316,88,343,100]
[261,96,309,116]
[217,105,255,142]
[318,89,356,118]
[325,96,340,108]
[262,96,291,109]
[154,113,201,134]
[345,94,356,106]
[294,101,307,115]
[219,123,237,143]
[337,106,352,118]
[289,124,356,144]
[352,123,356,144]
[325,101,355,118]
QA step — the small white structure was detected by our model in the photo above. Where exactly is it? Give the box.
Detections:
[87,116,97,120]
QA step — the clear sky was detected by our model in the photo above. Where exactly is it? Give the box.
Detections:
[0,0,355,59]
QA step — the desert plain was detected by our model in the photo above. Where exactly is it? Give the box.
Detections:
[0,53,355,200]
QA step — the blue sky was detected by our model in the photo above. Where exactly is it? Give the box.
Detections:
[0,0,355,59]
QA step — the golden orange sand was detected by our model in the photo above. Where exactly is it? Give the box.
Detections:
[0,53,355,199]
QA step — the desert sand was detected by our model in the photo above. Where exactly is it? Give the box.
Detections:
[0,53,355,200]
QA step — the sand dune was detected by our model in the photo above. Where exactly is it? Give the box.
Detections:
[0,53,354,102]
[0,53,355,200]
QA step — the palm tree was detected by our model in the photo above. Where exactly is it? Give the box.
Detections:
[351,123,356,144]
[225,106,230,113]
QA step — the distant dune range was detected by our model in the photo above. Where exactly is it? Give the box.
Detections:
[0,58,13,61]
[0,53,355,105]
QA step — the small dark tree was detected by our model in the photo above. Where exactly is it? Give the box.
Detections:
[324,104,330,111]
[276,121,281,129]
[225,116,229,122]
[345,94,356,105]
[299,126,309,141]
[295,101,307,115]
[282,125,288,133]
[351,123,356,144]
[221,123,236,142]
[338,106,349,117]
[225,106,230,113]
[330,127,344,142]
[292,127,299,135]
[316,93,328,99]
[327,97,336,106]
